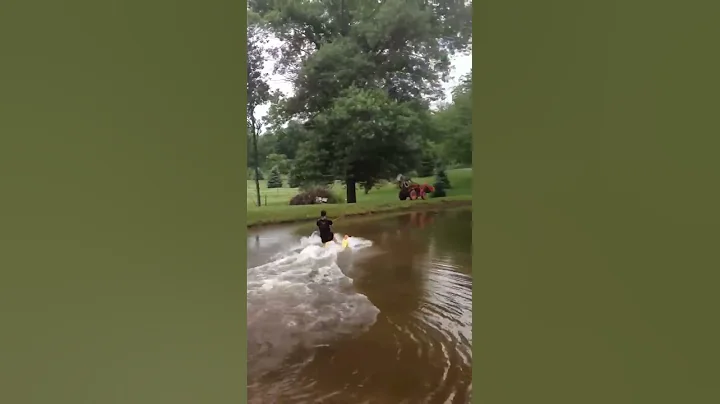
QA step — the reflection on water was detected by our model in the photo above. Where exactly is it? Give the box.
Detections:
[247,208,472,403]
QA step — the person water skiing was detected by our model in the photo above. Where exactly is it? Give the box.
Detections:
[317,210,334,245]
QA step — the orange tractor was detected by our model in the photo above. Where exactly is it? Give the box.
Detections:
[396,174,435,200]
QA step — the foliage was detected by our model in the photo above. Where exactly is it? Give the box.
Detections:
[287,164,301,188]
[362,178,387,194]
[417,146,437,177]
[431,69,472,166]
[292,87,424,201]
[431,180,447,198]
[289,186,344,206]
[250,0,472,106]
[248,134,273,168]
[253,120,311,163]
[435,162,452,189]
[251,169,264,181]
[247,21,271,142]
[247,18,272,206]
[265,153,290,174]
[275,121,310,160]
[249,0,473,203]
[247,20,271,108]
[267,166,283,188]
[247,168,472,225]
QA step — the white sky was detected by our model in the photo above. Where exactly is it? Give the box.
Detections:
[256,39,472,120]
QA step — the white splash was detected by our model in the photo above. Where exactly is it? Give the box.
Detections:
[247,232,378,374]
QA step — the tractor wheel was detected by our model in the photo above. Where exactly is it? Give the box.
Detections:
[399,190,408,200]
[419,189,426,199]
[410,190,418,200]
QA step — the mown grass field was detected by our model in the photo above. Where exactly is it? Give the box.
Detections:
[247,168,472,227]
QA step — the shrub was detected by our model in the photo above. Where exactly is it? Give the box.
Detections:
[267,166,283,188]
[289,186,344,205]
[431,181,447,197]
[434,162,452,189]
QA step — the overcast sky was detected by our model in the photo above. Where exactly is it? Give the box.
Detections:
[256,40,472,120]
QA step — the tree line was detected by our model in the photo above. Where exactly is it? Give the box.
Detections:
[247,0,472,203]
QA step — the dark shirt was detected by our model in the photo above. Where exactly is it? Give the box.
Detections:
[317,218,333,235]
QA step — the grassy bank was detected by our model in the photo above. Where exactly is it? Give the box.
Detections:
[247,168,472,227]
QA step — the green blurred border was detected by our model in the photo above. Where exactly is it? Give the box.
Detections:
[475,1,720,403]
[0,1,247,403]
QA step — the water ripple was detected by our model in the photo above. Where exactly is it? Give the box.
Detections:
[248,216,472,404]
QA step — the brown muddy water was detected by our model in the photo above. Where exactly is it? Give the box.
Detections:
[247,208,472,403]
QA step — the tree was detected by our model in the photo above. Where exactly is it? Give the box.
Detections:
[250,169,264,181]
[432,178,447,198]
[247,132,277,172]
[435,161,452,189]
[250,0,473,202]
[361,178,378,194]
[432,161,450,197]
[271,121,310,161]
[247,16,272,207]
[249,121,310,173]
[431,69,472,166]
[417,145,437,177]
[287,164,302,188]
[267,166,283,188]
[293,87,424,202]
[265,153,290,174]
[248,132,276,169]
[262,0,472,115]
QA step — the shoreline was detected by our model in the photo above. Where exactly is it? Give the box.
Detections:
[246,197,472,228]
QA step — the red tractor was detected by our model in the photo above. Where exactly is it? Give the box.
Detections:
[396,174,434,200]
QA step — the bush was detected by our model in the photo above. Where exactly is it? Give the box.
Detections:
[435,162,452,189]
[289,186,344,205]
[267,166,283,188]
[431,181,447,197]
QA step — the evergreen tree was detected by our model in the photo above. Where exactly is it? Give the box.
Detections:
[267,166,283,188]
[435,161,452,189]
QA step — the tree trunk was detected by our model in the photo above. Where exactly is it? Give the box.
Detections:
[250,117,261,207]
[346,178,357,204]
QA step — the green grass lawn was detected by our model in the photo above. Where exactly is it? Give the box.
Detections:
[247,168,472,227]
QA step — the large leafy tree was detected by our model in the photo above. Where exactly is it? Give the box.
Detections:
[294,87,424,201]
[254,0,471,112]
[250,0,472,202]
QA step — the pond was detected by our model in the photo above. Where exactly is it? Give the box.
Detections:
[247,208,472,403]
